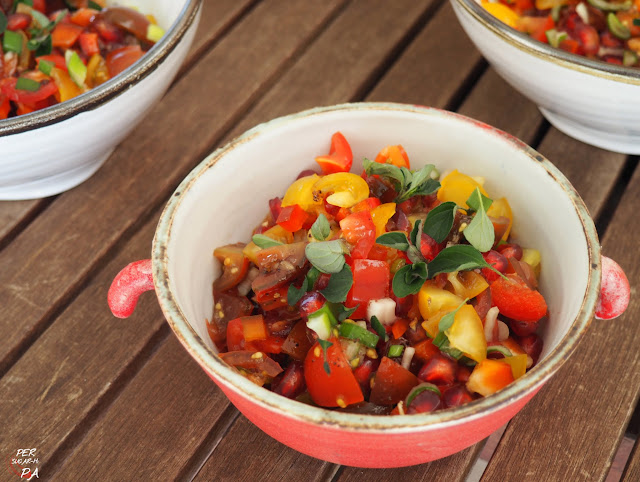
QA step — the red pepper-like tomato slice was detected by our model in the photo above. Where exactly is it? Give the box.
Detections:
[106,45,143,77]
[345,259,390,319]
[315,131,353,174]
[79,32,100,57]
[340,210,376,259]
[52,23,84,48]
[213,243,249,293]
[369,356,419,406]
[304,338,364,407]
[0,78,58,104]
[37,54,68,72]
[490,275,547,322]
[276,204,308,232]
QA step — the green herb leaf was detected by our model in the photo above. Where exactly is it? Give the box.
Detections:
[410,219,422,247]
[15,77,40,92]
[305,239,349,274]
[317,339,333,375]
[362,158,404,187]
[463,188,495,252]
[310,213,331,241]
[370,315,387,341]
[88,0,103,10]
[423,201,456,243]
[437,298,469,332]
[395,165,440,203]
[33,34,52,56]
[320,264,353,303]
[306,266,320,288]
[29,8,50,28]
[252,234,284,249]
[427,245,490,277]
[330,303,358,322]
[433,331,448,348]
[287,278,308,306]
[406,245,424,264]
[0,10,7,35]
[392,262,428,298]
[376,231,410,251]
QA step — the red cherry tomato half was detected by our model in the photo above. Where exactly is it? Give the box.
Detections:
[340,210,375,259]
[0,78,58,104]
[106,45,144,77]
[213,243,249,292]
[490,275,547,322]
[304,338,364,407]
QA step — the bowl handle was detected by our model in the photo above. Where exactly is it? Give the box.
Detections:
[108,259,154,318]
[595,256,630,320]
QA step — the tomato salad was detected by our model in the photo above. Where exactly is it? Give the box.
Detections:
[482,0,640,67]
[208,132,548,415]
[0,0,164,119]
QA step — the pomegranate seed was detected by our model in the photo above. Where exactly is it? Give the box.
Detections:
[353,357,380,398]
[497,243,523,261]
[268,197,282,221]
[406,389,441,414]
[456,365,472,384]
[299,291,324,317]
[443,384,474,408]
[510,319,538,337]
[517,334,543,365]
[418,354,456,385]
[273,362,305,399]
[482,250,508,282]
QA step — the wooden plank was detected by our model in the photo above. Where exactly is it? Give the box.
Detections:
[227,0,439,139]
[0,0,344,375]
[0,0,252,251]
[481,147,633,479]
[622,438,640,481]
[193,416,334,482]
[52,336,233,481]
[366,2,483,107]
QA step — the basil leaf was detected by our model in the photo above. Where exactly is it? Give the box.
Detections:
[406,245,424,264]
[392,262,428,297]
[376,231,410,251]
[406,178,440,198]
[305,239,349,274]
[370,315,387,341]
[463,209,495,253]
[310,213,331,241]
[330,303,358,322]
[0,11,7,35]
[427,245,490,277]
[466,187,493,213]
[287,277,309,306]
[410,219,422,247]
[407,164,434,190]
[362,158,404,187]
[320,264,353,303]
[252,234,283,249]
[438,298,469,332]
[423,201,457,243]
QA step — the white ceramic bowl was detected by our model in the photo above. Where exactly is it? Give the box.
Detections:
[138,103,600,467]
[451,0,640,154]
[0,0,201,200]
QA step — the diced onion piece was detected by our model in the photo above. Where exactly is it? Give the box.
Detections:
[576,2,589,24]
[497,320,510,341]
[401,346,415,370]
[367,298,396,326]
[484,306,499,342]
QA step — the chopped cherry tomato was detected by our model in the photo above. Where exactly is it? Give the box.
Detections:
[218,350,283,378]
[79,32,100,57]
[254,284,289,311]
[272,362,306,399]
[412,339,440,362]
[70,8,99,27]
[52,23,84,48]
[304,339,364,407]
[466,359,514,397]
[490,275,547,322]
[281,320,314,361]
[106,45,143,77]
[418,353,457,385]
[374,144,410,169]
[0,78,58,104]
[0,94,10,120]
[276,204,308,232]
[391,318,409,339]
[369,357,419,405]
[340,210,375,259]
[213,243,249,293]
[37,54,67,72]
[346,259,390,319]
[7,13,31,31]
[315,131,353,174]
[351,196,381,213]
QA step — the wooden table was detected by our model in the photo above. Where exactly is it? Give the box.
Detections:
[1,1,639,480]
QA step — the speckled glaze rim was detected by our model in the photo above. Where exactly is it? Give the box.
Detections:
[453,0,640,85]
[0,0,202,138]
[153,102,601,433]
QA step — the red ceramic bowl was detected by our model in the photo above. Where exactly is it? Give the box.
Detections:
[108,103,628,468]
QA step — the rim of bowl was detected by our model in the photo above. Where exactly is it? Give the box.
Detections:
[153,102,601,432]
[453,0,640,85]
[0,0,202,137]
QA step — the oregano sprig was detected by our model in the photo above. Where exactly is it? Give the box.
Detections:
[363,159,440,203]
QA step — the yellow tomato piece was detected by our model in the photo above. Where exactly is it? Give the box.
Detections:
[481,1,520,29]
[86,54,109,89]
[501,354,528,379]
[314,173,369,208]
[521,248,541,278]
[437,170,489,208]
[242,225,293,264]
[422,309,452,338]
[371,203,396,237]
[446,271,489,299]
[50,67,83,102]
[486,197,513,241]
[282,174,321,210]
[535,0,568,9]
[418,283,465,320]
[445,304,487,363]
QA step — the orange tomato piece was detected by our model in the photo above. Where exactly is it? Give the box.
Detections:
[466,359,515,396]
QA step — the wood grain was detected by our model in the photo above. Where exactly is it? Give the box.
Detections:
[0,0,344,376]
[622,438,640,481]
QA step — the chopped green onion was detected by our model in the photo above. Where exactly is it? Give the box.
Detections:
[146,23,165,43]
[3,29,23,54]
[487,345,513,358]
[38,59,54,75]
[0,10,7,35]
[338,322,379,349]
[65,50,87,87]
[405,383,441,408]
[623,49,638,66]
[587,0,631,10]
[30,8,50,28]
[545,29,568,48]
[370,315,388,342]
[387,344,404,358]
[607,12,630,39]
[88,0,103,10]
[306,303,338,340]
[15,77,40,92]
